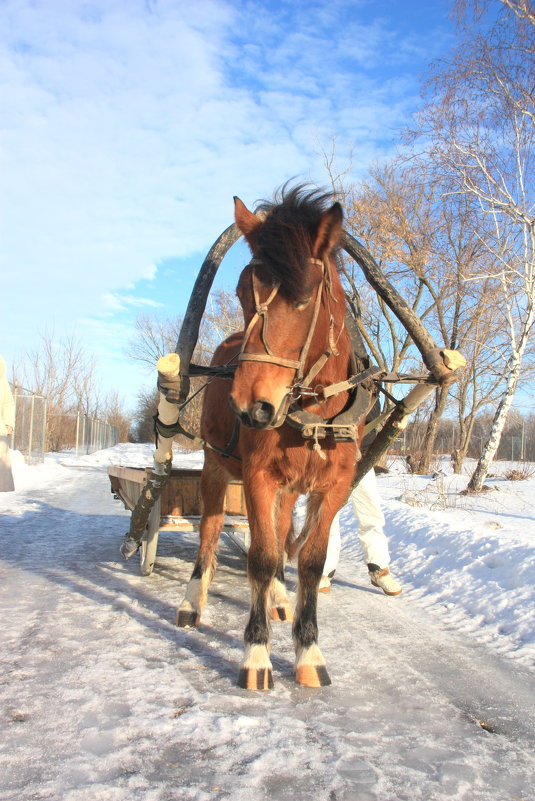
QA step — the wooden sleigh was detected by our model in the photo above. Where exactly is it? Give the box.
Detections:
[109,465,250,575]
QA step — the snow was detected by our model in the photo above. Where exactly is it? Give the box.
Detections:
[1,443,534,801]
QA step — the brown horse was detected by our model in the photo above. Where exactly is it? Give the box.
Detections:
[177,185,362,689]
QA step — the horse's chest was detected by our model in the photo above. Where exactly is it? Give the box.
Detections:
[242,428,357,494]
[275,442,356,494]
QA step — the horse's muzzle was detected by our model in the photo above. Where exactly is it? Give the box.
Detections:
[229,396,278,429]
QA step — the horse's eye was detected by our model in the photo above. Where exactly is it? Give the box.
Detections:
[294,298,311,310]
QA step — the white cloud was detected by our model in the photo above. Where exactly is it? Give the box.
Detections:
[143,264,158,281]
[102,293,164,311]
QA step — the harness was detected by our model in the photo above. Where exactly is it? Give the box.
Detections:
[235,257,351,430]
[155,255,390,458]
[123,216,465,563]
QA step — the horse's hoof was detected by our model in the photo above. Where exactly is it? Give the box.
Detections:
[295,664,331,687]
[271,604,293,622]
[237,667,274,691]
[175,609,200,628]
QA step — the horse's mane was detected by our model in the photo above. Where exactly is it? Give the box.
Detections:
[253,183,337,302]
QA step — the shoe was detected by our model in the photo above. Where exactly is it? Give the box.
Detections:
[318,570,335,593]
[369,567,402,596]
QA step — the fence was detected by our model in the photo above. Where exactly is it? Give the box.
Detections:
[10,383,48,464]
[73,413,119,455]
[9,383,119,461]
[396,422,535,463]
[47,411,119,455]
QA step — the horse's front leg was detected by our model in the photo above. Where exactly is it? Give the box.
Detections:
[237,473,280,691]
[176,456,228,628]
[293,490,344,687]
[269,490,298,622]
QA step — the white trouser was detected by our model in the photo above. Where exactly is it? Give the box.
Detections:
[323,468,390,575]
[0,435,14,493]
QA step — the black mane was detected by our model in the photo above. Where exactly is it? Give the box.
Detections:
[253,183,336,301]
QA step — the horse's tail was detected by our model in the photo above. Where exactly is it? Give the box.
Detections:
[286,527,309,560]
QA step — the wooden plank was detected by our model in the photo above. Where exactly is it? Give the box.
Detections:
[160,471,246,518]
[109,473,145,512]
[159,515,249,534]
[225,482,247,516]
[159,514,250,554]
[108,465,251,560]
[223,530,249,555]
[168,468,203,478]
[161,478,201,516]
[108,465,148,485]
[108,464,248,522]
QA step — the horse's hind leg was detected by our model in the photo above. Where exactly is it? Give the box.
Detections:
[176,455,228,628]
[270,553,292,622]
[269,491,298,622]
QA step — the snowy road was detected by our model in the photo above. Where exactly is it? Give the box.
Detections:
[1,452,534,801]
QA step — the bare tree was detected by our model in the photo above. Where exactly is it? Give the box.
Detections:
[410,0,535,490]
[22,331,96,450]
[449,278,509,470]
[100,391,133,443]
[339,161,508,472]
[126,314,183,369]
[23,331,92,410]
[19,330,132,450]
[202,289,243,351]
[132,386,160,444]
[340,163,436,372]
[127,292,242,370]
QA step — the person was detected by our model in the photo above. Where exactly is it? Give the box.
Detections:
[0,356,15,492]
[318,467,402,596]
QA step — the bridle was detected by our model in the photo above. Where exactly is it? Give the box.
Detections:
[156,252,378,455]
[238,257,342,391]
[155,252,375,456]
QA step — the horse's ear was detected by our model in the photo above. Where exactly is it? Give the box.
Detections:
[313,202,344,258]
[234,196,262,244]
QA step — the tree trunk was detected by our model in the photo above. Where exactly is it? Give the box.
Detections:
[452,414,476,474]
[414,385,449,473]
[466,353,522,492]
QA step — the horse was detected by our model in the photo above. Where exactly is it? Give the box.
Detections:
[176,185,363,690]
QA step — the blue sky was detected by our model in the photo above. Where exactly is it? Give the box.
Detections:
[1,0,456,410]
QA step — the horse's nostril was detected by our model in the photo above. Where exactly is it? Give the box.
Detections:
[251,400,275,424]
[239,410,252,426]
[230,395,276,428]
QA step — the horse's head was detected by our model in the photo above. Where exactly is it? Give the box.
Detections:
[229,185,346,430]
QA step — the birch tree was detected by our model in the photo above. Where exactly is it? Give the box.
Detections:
[410,0,535,491]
